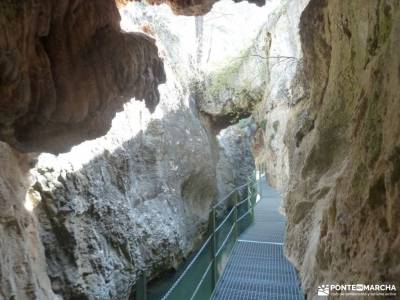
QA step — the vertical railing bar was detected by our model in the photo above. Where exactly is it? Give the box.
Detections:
[215,221,237,257]
[234,191,238,240]
[256,168,263,197]
[215,206,235,233]
[253,180,256,214]
[211,207,217,289]
[252,180,256,221]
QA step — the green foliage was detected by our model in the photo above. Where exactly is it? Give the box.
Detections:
[204,44,266,104]
[190,25,270,129]
[206,56,244,100]
[259,119,267,130]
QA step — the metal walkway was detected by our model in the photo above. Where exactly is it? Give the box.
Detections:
[212,177,304,300]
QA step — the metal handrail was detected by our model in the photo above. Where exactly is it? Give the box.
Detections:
[190,261,213,300]
[211,182,250,210]
[237,209,251,223]
[161,235,213,299]
[215,221,235,257]
[136,177,257,300]
[236,195,251,207]
[215,206,235,233]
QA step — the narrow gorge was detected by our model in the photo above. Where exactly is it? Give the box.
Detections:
[0,0,399,299]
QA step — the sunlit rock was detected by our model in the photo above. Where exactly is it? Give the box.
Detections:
[251,0,309,191]
[25,2,256,298]
[0,142,57,299]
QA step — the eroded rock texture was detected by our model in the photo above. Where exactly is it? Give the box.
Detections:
[0,142,59,300]
[140,0,265,16]
[251,0,309,191]
[33,107,218,299]
[196,25,268,132]
[17,4,256,298]
[217,119,256,197]
[285,0,400,297]
[0,0,165,154]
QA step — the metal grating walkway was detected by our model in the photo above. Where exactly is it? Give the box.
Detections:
[212,177,304,300]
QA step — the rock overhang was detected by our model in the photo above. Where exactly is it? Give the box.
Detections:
[0,0,266,154]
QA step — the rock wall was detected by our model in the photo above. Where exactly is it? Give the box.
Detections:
[0,0,165,154]
[195,10,271,133]
[251,0,309,192]
[0,0,267,154]
[26,7,216,299]
[21,3,255,299]
[0,142,59,300]
[193,0,309,193]
[0,1,257,299]
[217,119,256,198]
[33,107,218,299]
[138,0,265,16]
[284,0,400,297]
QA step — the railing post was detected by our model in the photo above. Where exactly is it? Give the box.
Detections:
[211,207,217,289]
[247,182,253,224]
[234,192,238,240]
[251,182,255,222]
[136,271,147,300]
[258,168,262,198]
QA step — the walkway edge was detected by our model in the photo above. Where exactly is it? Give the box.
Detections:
[237,239,284,245]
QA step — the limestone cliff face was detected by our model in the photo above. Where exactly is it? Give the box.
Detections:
[31,112,255,300]
[27,9,214,300]
[0,143,59,300]
[0,0,270,154]
[18,3,255,299]
[251,0,309,192]
[33,107,218,299]
[196,16,269,131]
[217,119,256,198]
[138,0,265,16]
[0,0,257,299]
[193,0,309,193]
[285,0,400,297]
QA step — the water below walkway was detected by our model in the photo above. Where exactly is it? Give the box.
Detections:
[212,178,304,300]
